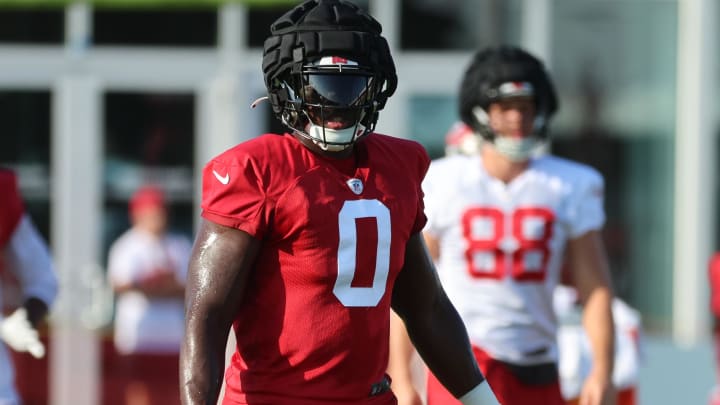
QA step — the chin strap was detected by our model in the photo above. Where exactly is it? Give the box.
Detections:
[250,96,269,109]
[301,118,367,152]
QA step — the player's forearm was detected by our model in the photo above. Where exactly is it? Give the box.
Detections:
[582,287,615,381]
[387,311,418,394]
[404,295,484,398]
[180,318,227,404]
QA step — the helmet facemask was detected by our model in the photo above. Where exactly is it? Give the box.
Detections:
[459,46,558,162]
[261,0,397,150]
[280,57,381,152]
[471,81,548,162]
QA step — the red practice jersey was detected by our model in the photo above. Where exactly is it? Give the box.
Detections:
[201,133,429,405]
[710,253,720,320]
[0,169,24,248]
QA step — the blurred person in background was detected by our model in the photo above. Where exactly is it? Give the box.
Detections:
[443,121,479,157]
[180,0,501,404]
[554,284,641,405]
[108,185,191,405]
[436,120,642,405]
[388,45,616,405]
[0,168,58,405]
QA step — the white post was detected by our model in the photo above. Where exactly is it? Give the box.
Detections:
[66,2,91,57]
[522,0,552,66]
[49,3,102,404]
[369,0,399,53]
[521,0,552,156]
[50,76,102,405]
[195,2,247,226]
[369,0,406,139]
[673,0,716,346]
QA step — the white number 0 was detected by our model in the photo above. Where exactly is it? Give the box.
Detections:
[333,199,392,307]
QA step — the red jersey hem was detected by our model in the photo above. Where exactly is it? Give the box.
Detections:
[221,391,396,405]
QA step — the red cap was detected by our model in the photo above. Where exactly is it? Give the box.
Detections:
[129,185,165,215]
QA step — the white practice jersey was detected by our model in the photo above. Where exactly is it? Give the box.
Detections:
[108,228,191,354]
[424,153,605,365]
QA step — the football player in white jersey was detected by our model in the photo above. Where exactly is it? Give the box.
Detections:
[388,46,616,405]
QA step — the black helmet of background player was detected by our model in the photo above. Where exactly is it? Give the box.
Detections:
[261,0,397,152]
[459,46,558,161]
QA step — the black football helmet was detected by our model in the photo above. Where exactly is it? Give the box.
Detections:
[261,0,397,151]
[459,46,558,160]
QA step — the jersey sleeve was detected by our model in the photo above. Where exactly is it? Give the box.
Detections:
[5,215,58,306]
[0,170,25,247]
[411,144,431,234]
[710,253,720,318]
[200,152,272,239]
[566,169,606,238]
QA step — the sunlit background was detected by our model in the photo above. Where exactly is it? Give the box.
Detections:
[0,0,715,404]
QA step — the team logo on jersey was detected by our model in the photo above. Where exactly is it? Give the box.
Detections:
[346,178,363,195]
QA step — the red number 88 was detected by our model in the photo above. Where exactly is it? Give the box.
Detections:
[461,206,554,282]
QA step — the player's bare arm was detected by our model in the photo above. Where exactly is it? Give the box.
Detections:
[387,231,441,405]
[422,232,440,262]
[387,311,422,405]
[391,232,485,399]
[181,219,260,405]
[568,230,616,405]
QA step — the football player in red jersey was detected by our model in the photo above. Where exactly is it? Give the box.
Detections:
[708,253,720,405]
[0,168,58,403]
[180,1,499,405]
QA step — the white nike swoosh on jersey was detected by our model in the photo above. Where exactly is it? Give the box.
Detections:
[212,170,230,185]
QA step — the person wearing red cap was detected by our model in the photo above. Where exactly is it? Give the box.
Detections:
[107,185,192,405]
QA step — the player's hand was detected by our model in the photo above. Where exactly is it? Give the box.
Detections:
[579,372,616,405]
[0,308,45,358]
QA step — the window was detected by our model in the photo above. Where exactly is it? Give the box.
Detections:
[400,0,522,50]
[247,0,370,48]
[408,95,456,160]
[0,8,63,44]
[103,92,196,259]
[551,0,677,331]
[0,90,51,241]
[93,8,217,47]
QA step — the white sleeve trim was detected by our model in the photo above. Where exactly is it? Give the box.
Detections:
[459,381,501,405]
